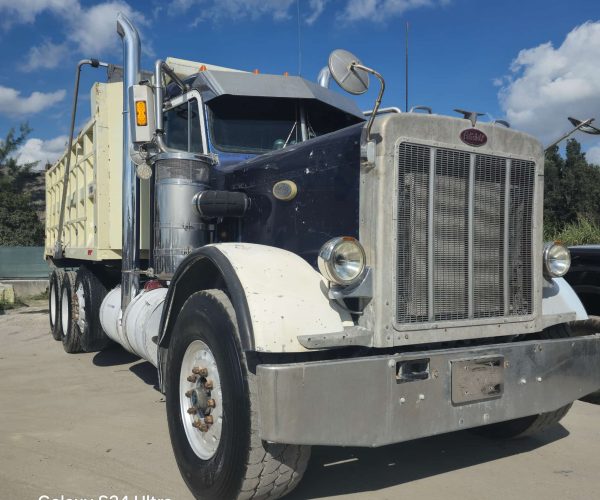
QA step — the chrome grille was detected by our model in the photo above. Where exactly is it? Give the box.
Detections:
[396,143,534,325]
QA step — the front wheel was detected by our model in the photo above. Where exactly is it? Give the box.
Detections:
[165,289,310,500]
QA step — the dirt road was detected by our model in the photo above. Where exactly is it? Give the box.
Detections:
[1,304,599,500]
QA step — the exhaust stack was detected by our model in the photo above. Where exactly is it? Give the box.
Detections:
[317,66,331,88]
[117,13,141,311]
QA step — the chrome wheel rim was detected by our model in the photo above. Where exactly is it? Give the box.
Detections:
[50,280,57,327]
[75,282,86,332]
[179,339,223,460]
[61,287,69,337]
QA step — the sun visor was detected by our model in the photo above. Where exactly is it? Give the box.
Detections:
[190,70,364,119]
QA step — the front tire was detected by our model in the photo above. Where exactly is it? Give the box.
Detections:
[166,290,310,500]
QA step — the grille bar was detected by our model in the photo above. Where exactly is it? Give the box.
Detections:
[427,149,436,322]
[503,159,511,315]
[467,153,476,319]
[396,143,534,326]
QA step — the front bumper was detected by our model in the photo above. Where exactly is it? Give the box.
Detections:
[256,335,600,447]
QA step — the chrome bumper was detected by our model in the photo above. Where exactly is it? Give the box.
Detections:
[256,335,600,447]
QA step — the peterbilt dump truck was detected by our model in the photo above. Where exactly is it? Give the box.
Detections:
[45,14,600,500]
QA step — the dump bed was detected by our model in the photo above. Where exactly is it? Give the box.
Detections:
[45,82,150,261]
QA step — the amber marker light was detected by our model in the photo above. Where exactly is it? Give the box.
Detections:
[135,100,148,126]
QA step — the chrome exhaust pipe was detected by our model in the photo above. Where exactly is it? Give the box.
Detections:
[317,66,331,88]
[117,13,141,311]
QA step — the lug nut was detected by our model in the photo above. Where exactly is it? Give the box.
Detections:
[187,407,197,415]
[204,380,214,390]
[204,415,214,425]
[207,399,216,408]
[187,375,199,383]
[185,390,193,398]
[192,421,208,432]
[192,367,208,377]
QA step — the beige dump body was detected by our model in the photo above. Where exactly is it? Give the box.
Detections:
[45,81,150,261]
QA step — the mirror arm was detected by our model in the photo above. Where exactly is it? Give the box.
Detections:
[545,118,594,152]
[353,63,385,141]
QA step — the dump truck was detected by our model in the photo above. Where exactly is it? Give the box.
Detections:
[45,14,600,500]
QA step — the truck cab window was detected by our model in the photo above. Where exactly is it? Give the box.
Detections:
[164,98,203,153]
[208,96,300,154]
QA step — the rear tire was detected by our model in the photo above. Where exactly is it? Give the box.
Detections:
[74,266,112,352]
[166,289,310,500]
[49,268,65,340]
[471,323,574,439]
[60,270,82,353]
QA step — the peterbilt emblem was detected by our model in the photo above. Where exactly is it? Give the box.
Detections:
[460,128,487,147]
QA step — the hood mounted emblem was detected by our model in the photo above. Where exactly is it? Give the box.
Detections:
[460,128,487,147]
[454,108,485,127]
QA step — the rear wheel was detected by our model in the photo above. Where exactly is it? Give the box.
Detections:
[74,266,112,352]
[49,268,65,340]
[166,289,310,500]
[60,270,82,353]
[472,324,574,439]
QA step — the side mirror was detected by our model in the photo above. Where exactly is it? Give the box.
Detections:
[327,49,386,166]
[328,49,370,95]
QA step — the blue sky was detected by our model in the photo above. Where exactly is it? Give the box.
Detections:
[1,0,600,166]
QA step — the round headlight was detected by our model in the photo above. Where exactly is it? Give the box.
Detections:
[318,237,366,286]
[543,242,571,277]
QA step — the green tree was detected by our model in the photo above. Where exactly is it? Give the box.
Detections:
[0,124,45,246]
[544,138,600,243]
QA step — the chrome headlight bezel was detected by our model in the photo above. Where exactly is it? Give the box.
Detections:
[318,237,366,286]
[543,241,571,278]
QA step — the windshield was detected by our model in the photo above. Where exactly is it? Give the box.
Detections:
[209,96,300,154]
[207,96,363,154]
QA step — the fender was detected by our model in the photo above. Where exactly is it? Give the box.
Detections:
[542,277,588,329]
[157,243,353,389]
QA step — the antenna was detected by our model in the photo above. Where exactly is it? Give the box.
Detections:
[296,0,302,75]
[405,21,409,112]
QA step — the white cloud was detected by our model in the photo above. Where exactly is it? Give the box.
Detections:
[306,0,328,25]
[189,0,296,24]
[20,40,69,72]
[586,145,600,165]
[0,0,77,27]
[17,135,68,168]
[340,0,447,23]
[67,1,149,54]
[0,86,66,115]
[0,0,148,58]
[498,21,600,146]
[181,0,330,25]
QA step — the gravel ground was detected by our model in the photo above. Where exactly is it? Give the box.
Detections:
[1,304,599,500]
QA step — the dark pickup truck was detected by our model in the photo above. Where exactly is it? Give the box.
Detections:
[566,245,600,403]
[566,245,600,315]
